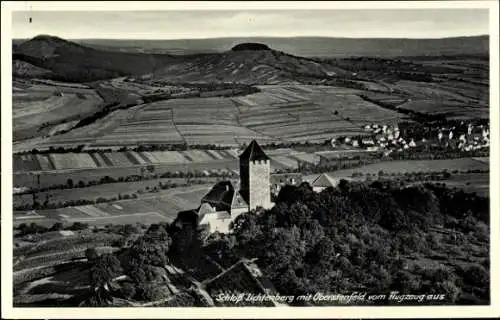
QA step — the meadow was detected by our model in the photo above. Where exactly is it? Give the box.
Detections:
[303,157,489,181]
[13,178,217,208]
[13,184,212,227]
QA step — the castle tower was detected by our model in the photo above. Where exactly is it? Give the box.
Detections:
[239,140,271,211]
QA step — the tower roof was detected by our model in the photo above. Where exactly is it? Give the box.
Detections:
[239,140,270,161]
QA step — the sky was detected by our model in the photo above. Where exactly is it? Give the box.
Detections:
[12,9,490,40]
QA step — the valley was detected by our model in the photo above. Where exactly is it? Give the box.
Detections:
[10,33,491,307]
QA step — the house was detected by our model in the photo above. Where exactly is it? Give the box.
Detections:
[482,128,489,138]
[196,182,248,234]
[311,173,338,193]
[361,138,375,146]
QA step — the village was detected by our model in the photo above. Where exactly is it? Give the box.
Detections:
[330,121,490,156]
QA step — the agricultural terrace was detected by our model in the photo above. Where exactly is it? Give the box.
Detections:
[13,146,322,175]
[12,81,103,141]
[12,150,316,192]
[13,150,239,172]
[13,227,127,306]
[237,85,408,142]
[13,84,418,152]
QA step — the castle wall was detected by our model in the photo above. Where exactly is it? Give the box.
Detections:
[200,212,240,234]
[248,159,271,210]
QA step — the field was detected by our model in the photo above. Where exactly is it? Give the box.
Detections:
[304,157,489,181]
[13,160,239,189]
[13,184,212,227]
[12,80,103,141]
[13,78,488,153]
[13,150,239,173]
[13,178,218,208]
[13,146,317,189]
[436,172,490,197]
[11,147,320,192]
[13,84,416,152]
[235,85,406,142]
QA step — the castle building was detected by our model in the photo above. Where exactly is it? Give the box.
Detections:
[197,140,274,233]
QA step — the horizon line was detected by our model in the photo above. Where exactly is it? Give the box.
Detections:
[12,34,490,41]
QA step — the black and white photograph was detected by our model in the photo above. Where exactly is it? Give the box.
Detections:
[1,1,499,318]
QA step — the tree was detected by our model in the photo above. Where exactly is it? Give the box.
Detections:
[120,282,136,300]
[69,222,88,231]
[90,253,123,287]
[123,227,172,282]
[50,222,64,231]
[85,247,100,261]
[136,283,170,301]
[203,232,238,268]
[66,178,74,188]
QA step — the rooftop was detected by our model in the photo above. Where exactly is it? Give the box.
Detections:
[201,181,235,212]
[311,173,337,188]
[202,258,282,307]
[239,140,270,162]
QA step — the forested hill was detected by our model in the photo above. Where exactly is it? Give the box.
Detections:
[203,180,490,305]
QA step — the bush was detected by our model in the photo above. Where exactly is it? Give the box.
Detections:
[69,222,89,231]
[136,283,170,301]
[120,282,136,300]
[462,264,489,287]
[85,247,100,261]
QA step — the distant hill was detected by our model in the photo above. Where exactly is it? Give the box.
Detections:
[13,36,349,84]
[13,35,179,82]
[67,35,490,58]
[148,46,349,84]
[12,35,489,84]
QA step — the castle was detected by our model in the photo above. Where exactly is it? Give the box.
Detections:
[197,140,274,233]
